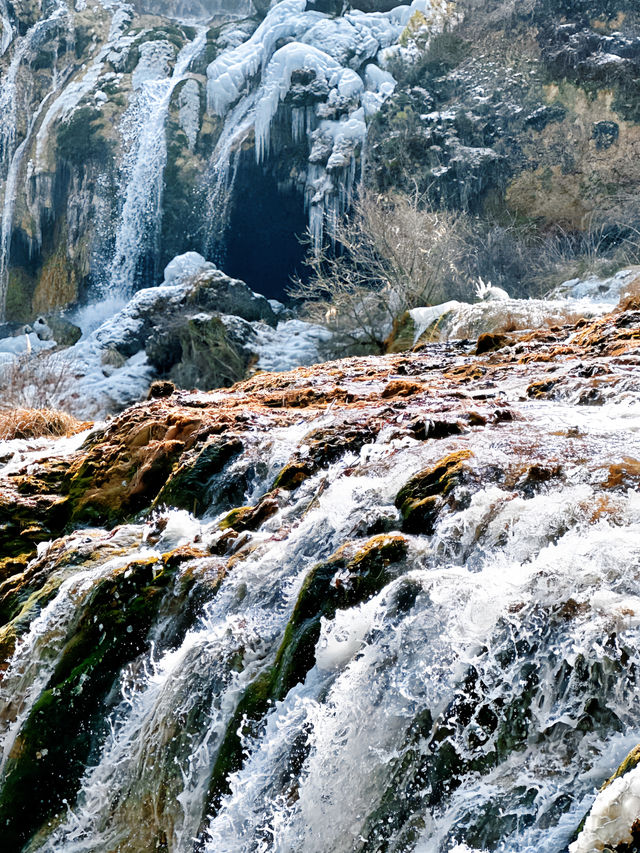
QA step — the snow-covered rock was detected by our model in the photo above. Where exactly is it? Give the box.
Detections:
[570,765,640,853]
[132,40,176,89]
[178,79,201,150]
[55,264,332,417]
[0,331,55,356]
[163,251,214,285]
[475,278,510,302]
[552,267,640,306]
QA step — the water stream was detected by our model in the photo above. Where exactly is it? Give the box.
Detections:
[106,26,207,297]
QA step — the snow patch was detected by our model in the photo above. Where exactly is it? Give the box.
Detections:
[253,318,332,372]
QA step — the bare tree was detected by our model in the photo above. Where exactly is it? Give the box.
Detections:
[290,189,473,352]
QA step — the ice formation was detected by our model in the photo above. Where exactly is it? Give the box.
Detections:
[570,766,640,852]
[205,0,455,245]
[163,251,213,284]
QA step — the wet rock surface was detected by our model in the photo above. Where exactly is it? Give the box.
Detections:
[2,303,638,564]
[0,304,637,849]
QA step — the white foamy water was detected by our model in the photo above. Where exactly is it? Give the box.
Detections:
[107,26,207,296]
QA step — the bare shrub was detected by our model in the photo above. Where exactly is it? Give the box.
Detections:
[0,408,86,441]
[0,350,76,411]
[464,212,640,299]
[291,189,474,353]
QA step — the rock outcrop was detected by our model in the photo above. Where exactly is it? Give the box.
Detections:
[0,0,456,321]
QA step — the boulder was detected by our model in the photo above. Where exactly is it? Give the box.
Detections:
[91,265,276,362]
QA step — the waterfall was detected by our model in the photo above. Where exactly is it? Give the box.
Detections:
[0,0,12,56]
[106,26,207,297]
[0,347,638,851]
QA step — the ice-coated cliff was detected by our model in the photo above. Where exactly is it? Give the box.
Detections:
[0,0,454,321]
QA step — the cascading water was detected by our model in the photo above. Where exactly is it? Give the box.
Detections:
[0,303,639,852]
[106,26,207,297]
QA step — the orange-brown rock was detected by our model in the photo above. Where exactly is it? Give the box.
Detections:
[0,305,637,566]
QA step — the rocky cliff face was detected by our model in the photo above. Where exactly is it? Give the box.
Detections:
[4,0,639,325]
[0,292,638,850]
[368,1,640,279]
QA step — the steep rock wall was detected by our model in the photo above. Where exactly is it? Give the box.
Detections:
[3,0,640,323]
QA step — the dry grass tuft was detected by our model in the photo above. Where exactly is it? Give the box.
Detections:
[0,350,75,411]
[0,408,89,441]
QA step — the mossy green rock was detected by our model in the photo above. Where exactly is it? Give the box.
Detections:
[219,493,279,532]
[155,434,243,514]
[395,450,473,534]
[0,556,178,848]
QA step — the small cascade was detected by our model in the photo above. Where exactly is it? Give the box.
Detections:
[106,26,207,297]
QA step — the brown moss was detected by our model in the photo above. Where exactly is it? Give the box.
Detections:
[446,364,487,382]
[0,553,31,587]
[465,411,487,427]
[605,457,640,490]
[618,277,640,313]
[526,379,559,399]
[384,311,416,354]
[381,379,424,399]
[475,332,514,355]
[64,403,209,523]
